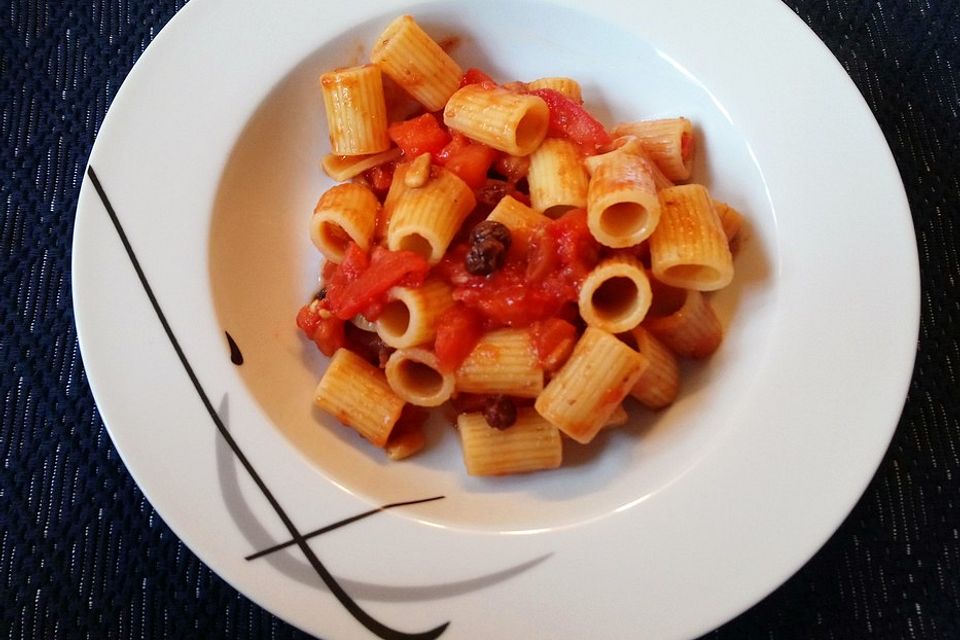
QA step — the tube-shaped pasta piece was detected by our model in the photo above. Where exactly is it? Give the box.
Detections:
[386,426,426,460]
[309,183,379,262]
[444,85,549,156]
[651,184,734,291]
[578,255,652,334]
[376,279,454,349]
[386,166,476,264]
[712,200,745,244]
[486,195,548,243]
[370,16,462,112]
[458,408,562,476]
[623,327,679,409]
[535,327,648,444]
[385,348,455,407]
[611,117,695,182]
[585,138,660,247]
[604,404,629,428]
[526,77,582,103]
[528,138,589,217]
[319,65,390,156]
[456,329,543,398]
[643,285,722,358]
[314,349,405,447]
[321,148,402,181]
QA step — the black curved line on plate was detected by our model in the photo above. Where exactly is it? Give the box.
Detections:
[215,394,553,603]
[86,166,449,640]
[224,330,244,365]
[246,496,446,561]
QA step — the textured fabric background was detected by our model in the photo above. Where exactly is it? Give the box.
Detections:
[1,0,958,638]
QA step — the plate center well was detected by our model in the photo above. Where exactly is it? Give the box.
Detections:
[208,1,777,533]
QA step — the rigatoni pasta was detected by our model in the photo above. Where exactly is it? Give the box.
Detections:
[313,349,404,447]
[612,117,696,182]
[458,409,562,476]
[651,184,734,291]
[310,183,380,262]
[386,166,476,264]
[643,286,723,358]
[321,148,402,182]
[376,278,453,349]
[455,329,544,398]
[319,65,391,156]
[444,85,550,156]
[526,77,582,103]
[528,138,589,217]
[298,16,749,475]
[623,327,680,409]
[385,348,455,407]
[370,15,462,112]
[535,327,648,444]
[585,138,661,247]
[578,255,652,334]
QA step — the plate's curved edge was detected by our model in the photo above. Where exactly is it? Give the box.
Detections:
[70,0,924,638]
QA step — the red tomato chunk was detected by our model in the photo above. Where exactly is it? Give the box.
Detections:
[388,113,451,161]
[434,304,485,373]
[437,209,599,327]
[324,243,430,321]
[528,88,611,150]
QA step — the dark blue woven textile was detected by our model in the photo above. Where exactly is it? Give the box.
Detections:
[1,1,958,638]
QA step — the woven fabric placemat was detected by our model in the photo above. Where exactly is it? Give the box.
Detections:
[1,1,957,638]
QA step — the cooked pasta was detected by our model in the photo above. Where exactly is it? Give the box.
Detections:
[651,184,734,291]
[376,278,453,349]
[611,117,695,182]
[321,148,402,182]
[535,327,648,444]
[456,329,544,398]
[313,349,404,447]
[485,195,549,241]
[528,138,589,217]
[299,19,748,474]
[386,166,476,264]
[585,138,660,247]
[643,286,723,358]
[458,409,562,476]
[712,199,745,244]
[319,65,391,156]
[622,327,680,409]
[385,348,455,406]
[578,255,652,334]
[310,183,380,262]
[444,85,550,156]
[526,77,582,103]
[370,15,462,112]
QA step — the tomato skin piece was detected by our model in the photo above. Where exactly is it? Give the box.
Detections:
[437,210,599,328]
[530,318,578,371]
[528,88,611,150]
[296,301,346,356]
[434,304,485,373]
[324,243,430,321]
[388,113,452,161]
[459,67,497,89]
[442,142,499,190]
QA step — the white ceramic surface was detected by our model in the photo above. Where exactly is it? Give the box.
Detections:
[72,1,919,638]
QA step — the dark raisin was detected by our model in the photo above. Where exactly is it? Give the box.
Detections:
[469,220,512,251]
[483,395,517,430]
[465,238,507,275]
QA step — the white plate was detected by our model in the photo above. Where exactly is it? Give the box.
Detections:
[72,0,919,638]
